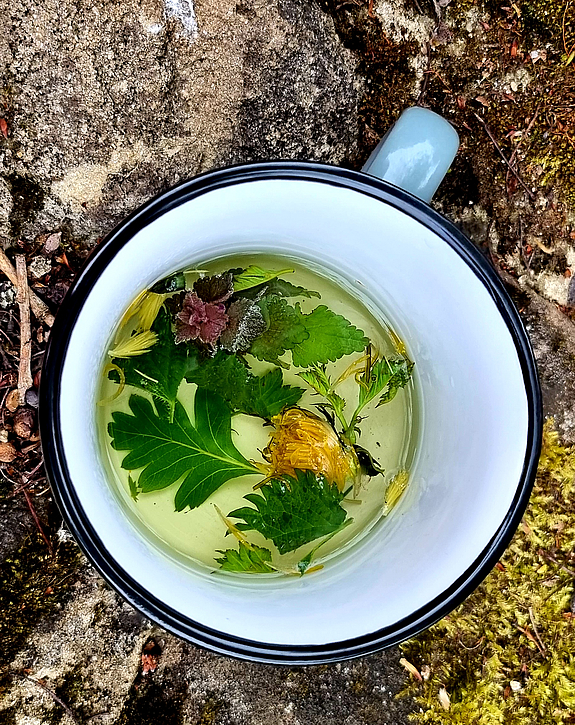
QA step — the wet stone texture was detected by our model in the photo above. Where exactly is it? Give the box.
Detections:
[1,0,575,721]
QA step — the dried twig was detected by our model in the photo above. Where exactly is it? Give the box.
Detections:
[529,607,547,655]
[23,675,79,723]
[506,105,541,192]
[514,623,546,657]
[473,113,536,200]
[23,487,53,555]
[15,255,33,406]
[0,248,55,327]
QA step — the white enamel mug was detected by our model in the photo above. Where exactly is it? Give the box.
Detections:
[41,108,541,663]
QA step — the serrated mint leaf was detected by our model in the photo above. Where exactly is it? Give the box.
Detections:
[291,305,368,368]
[215,541,275,573]
[185,350,303,418]
[220,298,266,353]
[233,266,294,292]
[108,391,259,511]
[249,296,308,366]
[110,307,190,419]
[229,469,349,554]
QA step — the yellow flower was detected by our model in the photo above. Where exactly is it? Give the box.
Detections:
[262,407,359,491]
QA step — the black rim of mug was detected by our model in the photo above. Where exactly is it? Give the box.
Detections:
[39,161,542,664]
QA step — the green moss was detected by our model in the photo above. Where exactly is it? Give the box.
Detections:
[400,420,575,723]
[0,532,81,663]
[198,697,223,725]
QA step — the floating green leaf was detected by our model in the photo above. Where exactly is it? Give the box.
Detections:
[249,296,308,366]
[108,390,260,511]
[298,366,347,429]
[291,305,368,368]
[249,297,367,369]
[150,272,186,294]
[356,354,413,410]
[229,469,349,554]
[128,474,139,501]
[215,541,275,573]
[186,350,303,419]
[233,265,294,292]
[110,307,190,419]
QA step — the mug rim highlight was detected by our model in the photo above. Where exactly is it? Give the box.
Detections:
[40,161,542,664]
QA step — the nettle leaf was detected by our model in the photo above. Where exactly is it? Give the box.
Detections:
[220,298,266,353]
[229,469,349,554]
[193,273,233,303]
[110,307,189,419]
[237,277,320,301]
[291,305,368,368]
[249,298,367,369]
[215,541,275,573]
[150,272,186,294]
[233,265,294,292]
[186,350,303,419]
[249,296,308,366]
[108,390,259,511]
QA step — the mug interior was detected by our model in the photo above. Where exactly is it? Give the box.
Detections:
[56,175,530,649]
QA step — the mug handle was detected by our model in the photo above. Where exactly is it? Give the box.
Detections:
[362,107,460,203]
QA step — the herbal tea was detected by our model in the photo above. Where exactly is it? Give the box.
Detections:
[98,256,416,576]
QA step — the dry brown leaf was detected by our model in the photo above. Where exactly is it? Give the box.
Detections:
[0,441,17,462]
[399,657,422,681]
[5,388,19,413]
[0,118,7,139]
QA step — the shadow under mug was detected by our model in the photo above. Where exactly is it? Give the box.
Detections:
[40,107,542,664]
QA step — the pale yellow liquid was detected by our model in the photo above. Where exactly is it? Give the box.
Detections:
[97,255,417,576]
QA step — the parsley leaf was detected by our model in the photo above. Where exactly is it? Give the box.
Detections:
[108,391,260,511]
[186,350,303,418]
[215,541,275,573]
[249,296,308,366]
[228,469,349,554]
[233,266,294,292]
[291,305,368,367]
[110,307,189,419]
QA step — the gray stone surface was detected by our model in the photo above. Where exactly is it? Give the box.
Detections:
[1,0,575,721]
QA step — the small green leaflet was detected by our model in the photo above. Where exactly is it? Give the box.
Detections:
[215,541,275,573]
[291,305,368,367]
[110,307,189,419]
[186,350,303,418]
[128,474,140,501]
[297,366,346,423]
[249,297,368,368]
[296,519,353,575]
[250,297,308,366]
[357,356,414,411]
[108,390,260,511]
[229,469,349,554]
[233,266,295,292]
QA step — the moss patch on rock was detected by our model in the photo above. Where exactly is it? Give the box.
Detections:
[0,532,81,664]
[400,420,575,723]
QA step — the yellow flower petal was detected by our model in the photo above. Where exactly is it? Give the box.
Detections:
[383,469,410,516]
[108,330,158,358]
[136,292,164,331]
